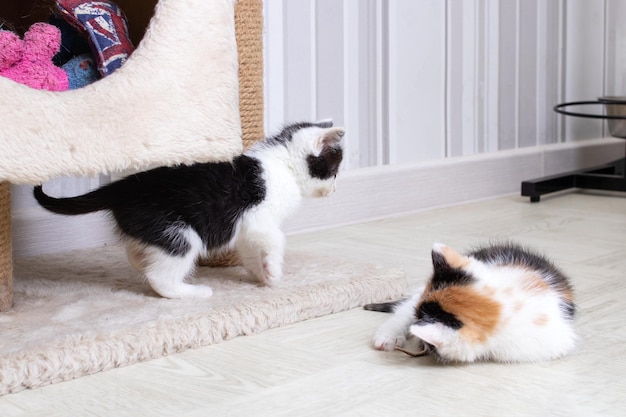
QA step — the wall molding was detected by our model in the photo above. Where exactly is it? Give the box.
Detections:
[13,138,624,257]
[282,137,624,233]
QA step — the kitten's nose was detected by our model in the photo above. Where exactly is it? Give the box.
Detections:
[314,185,334,197]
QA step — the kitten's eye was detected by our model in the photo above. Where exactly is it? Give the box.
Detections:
[416,301,463,329]
[422,341,436,353]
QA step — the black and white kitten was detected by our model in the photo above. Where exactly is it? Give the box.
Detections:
[34,121,344,299]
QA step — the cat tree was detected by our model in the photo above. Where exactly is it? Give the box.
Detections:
[0,0,264,311]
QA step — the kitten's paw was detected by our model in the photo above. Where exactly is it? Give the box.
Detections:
[151,283,214,299]
[373,333,406,352]
[258,259,282,286]
[188,284,214,298]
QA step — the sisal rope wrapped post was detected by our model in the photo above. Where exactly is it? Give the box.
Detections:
[236,0,265,150]
[199,0,264,268]
[0,182,12,311]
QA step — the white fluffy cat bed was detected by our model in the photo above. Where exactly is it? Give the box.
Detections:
[0,0,265,310]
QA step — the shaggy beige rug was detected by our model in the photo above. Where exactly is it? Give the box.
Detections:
[0,246,406,395]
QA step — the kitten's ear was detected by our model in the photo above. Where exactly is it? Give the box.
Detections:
[317,127,345,150]
[409,322,448,348]
[316,119,334,128]
[431,243,470,271]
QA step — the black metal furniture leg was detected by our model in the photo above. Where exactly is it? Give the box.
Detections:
[521,146,626,202]
[523,98,626,202]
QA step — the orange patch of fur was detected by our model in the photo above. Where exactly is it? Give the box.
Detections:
[441,246,471,269]
[423,286,502,343]
[521,270,551,294]
[559,286,575,304]
[534,314,549,326]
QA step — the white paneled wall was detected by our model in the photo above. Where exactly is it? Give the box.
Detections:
[264,0,626,169]
[10,0,626,257]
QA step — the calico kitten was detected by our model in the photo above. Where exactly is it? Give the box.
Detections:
[34,121,344,299]
[365,242,577,363]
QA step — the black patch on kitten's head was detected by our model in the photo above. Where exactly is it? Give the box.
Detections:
[306,124,345,180]
[307,146,343,180]
[415,301,464,330]
[430,251,475,290]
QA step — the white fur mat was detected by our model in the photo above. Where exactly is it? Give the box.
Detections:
[0,245,406,395]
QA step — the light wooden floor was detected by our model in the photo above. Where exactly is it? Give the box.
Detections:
[1,191,625,416]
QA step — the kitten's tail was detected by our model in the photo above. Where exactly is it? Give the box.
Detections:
[363,299,405,313]
[33,185,110,215]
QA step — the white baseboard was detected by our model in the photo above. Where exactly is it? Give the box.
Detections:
[282,137,625,233]
[12,208,116,258]
[12,137,624,257]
